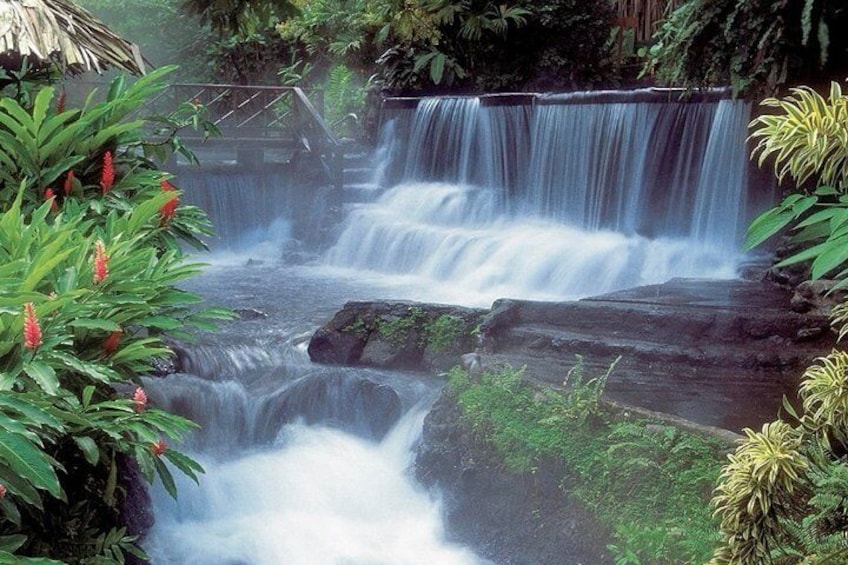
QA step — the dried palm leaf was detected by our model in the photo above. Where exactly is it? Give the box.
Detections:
[0,0,145,76]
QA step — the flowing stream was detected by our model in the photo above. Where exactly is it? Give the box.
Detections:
[143,262,487,564]
[144,90,764,563]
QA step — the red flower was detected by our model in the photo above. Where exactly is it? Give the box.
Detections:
[102,329,122,356]
[23,302,42,350]
[0,484,6,499]
[45,188,58,212]
[100,151,115,194]
[151,440,167,457]
[93,240,109,284]
[132,387,148,412]
[56,90,66,114]
[63,170,75,197]
[159,179,179,225]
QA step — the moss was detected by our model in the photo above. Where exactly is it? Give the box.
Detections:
[447,362,725,564]
[423,314,469,352]
[376,306,426,348]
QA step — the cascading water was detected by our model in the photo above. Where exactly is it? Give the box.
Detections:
[325,91,760,306]
[142,263,492,564]
[143,90,765,563]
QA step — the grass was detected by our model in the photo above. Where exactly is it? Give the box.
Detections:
[447,361,726,564]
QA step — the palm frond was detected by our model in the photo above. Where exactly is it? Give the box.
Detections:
[0,0,145,76]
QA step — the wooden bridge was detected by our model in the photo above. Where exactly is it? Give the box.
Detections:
[146,83,344,189]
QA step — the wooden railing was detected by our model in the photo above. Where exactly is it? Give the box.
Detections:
[145,83,343,189]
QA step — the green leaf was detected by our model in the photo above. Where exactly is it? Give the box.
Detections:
[163,449,204,483]
[430,53,446,85]
[0,430,61,498]
[69,319,122,332]
[0,534,25,553]
[154,456,178,499]
[73,436,101,466]
[23,362,58,396]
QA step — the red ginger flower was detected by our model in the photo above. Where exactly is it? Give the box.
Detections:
[23,302,42,350]
[159,179,179,225]
[151,440,167,457]
[93,240,109,284]
[45,188,58,212]
[63,170,74,197]
[102,329,122,356]
[132,387,148,412]
[100,151,115,194]
[56,90,66,114]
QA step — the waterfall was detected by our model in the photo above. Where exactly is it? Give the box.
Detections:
[141,264,490,564]
[325,90,757,306]
[179,170,294,252]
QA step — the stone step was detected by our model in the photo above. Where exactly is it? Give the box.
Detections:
[343,182,384,203]
[501,323,810,370]
[343,166,376,185]
[482,279,832,350]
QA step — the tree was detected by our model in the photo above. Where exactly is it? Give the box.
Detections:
[644,0,848,97]
[181,0,298,35]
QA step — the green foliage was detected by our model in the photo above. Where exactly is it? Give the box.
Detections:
[181,0,298,35]
[751,83,848,190]
[422,314,467,352]
[644,0,848,97]
[708,348,848,563]
[710,421,807,563]
[323,65,366,138]
[0,68,231,562]
[448,360,725,563]
[745,83,848,293]
[377,307,426,349]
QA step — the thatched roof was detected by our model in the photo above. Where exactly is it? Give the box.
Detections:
[0,0,145,76]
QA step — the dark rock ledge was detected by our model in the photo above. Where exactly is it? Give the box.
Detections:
[308,278,836,431]
[307,278,837,564]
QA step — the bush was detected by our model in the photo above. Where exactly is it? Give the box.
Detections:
[0,67,228,563]
[448,359,725,564]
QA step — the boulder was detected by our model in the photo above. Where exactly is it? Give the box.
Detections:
[308,301,486,372]
[415,392,611,565]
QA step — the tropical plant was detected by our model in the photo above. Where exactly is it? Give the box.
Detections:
[644,0,848,97]
[0,66,229,562]
[448,360,725,564]
[709,421,807,563]
[709,349,848,564]
[181,0,298,34]
[745,83,848,289]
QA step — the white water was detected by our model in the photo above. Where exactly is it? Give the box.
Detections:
[146,406,480,565]
[325,95,755,305]
[146,91,766,563]
[326,182,738,306]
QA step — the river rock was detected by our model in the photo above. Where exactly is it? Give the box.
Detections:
[308,301,486,372]
[415,392,611,564]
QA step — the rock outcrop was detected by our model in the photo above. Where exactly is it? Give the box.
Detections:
[415,393,611,565]
[309,279,835,431]
[308,301,485,372]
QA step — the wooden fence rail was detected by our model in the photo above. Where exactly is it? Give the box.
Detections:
[145,83,343,189]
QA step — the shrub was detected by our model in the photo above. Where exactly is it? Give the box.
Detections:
[0,67,228,563]
[448,359,725,563]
